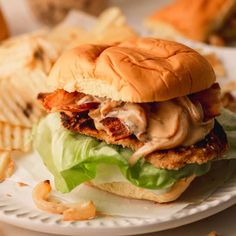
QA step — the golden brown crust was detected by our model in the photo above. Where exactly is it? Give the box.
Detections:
[146,121,228,170]
[61,112,142,149]
[61,112,228,170]
[147,0,236,41]
[48,38,215,102]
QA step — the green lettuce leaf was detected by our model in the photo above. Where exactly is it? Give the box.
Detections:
[216,108,236,159]
[33,113,210,193]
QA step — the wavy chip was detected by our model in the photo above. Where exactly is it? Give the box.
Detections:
[0,151,14,182]
[92,7,127,34]
[0,31,59,76]
[48,7,137,51]
[0,123,32,152]
[47,26,85,53]
[0,69,49,127]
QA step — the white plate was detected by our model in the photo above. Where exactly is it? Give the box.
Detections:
[0,173,236,236]
[1,0,236,235]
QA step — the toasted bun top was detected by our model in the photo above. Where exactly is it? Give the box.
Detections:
[48,37,215,102]
[148,0,235,41]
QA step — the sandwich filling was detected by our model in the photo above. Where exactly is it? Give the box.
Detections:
[34,82,235,194]
[39,83,221,164]
[33,112,215,193]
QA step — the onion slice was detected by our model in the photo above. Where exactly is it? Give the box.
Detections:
[32,180,96,221]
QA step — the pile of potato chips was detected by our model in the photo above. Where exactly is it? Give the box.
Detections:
[0,7,137,182]
[0,31,58,181]
[47,7,137,52]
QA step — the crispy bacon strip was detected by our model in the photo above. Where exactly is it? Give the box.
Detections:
[39,84,221,143]
[38,90,99,113]
[38,89,80,111]
[190,83,221,121]
[61,113,131,141]
[99,117,132,141]
[61,112,95,130]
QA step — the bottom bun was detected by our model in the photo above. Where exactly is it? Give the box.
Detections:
[89,175,195,203]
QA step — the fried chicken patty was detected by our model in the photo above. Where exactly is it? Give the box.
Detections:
[61,112,228,170]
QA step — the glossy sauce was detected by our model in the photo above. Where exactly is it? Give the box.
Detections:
[129,97,214,165]
[82,95,214,165]
[106,103,147,139]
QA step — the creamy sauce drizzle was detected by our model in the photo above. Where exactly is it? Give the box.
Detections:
[106,103,147,139]
[89,100,147,139]
[89,99,123,131]
[80,95,214,165]
[129,97,214,165]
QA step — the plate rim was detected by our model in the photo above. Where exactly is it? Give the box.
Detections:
[1,176,236,236]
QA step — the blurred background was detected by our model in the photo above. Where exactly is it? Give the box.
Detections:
[0,0,170,35]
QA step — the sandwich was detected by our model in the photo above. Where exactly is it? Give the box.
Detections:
[146,0,236,46]
[34,37,228,203]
